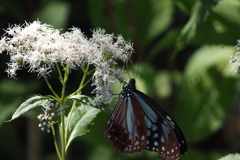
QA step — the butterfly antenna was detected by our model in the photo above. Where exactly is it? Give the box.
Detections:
[135,57,141,80]
[114,71,127,84]
[126,71,131,81]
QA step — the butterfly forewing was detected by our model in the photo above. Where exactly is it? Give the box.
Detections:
[134,90,187,156]
[105,79,187,160]
[105,94,147,153]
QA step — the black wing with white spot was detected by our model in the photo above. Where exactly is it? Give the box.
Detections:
[105,80,147,153]
[133,89,187,160]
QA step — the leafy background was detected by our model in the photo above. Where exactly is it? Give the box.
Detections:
[0,0,240,159]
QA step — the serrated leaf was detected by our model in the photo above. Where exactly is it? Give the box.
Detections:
[218,154,240,160]
[7,95,54,121]
[64,103,101,150]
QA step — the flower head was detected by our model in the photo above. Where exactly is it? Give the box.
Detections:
[0,20,134,103]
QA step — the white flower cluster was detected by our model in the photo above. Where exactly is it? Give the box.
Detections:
[0,20,133,103]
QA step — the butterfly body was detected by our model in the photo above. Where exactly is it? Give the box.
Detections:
[105,79,187,160]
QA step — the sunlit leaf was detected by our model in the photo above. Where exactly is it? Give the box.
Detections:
[185,45,234,83]
[218,154,240,160]
[70,94,107,111]
[176,45,236,142]
[7,95,54,121]
[214,0,240,25]
[63,101,101,150]
[70,95,96,107]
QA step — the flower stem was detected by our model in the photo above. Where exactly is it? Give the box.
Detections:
[43,75,60,100]
[65,64,90,139]
[65,64,92,100]
[56,63,64,84]
[53,64,91,160]
[50,122,62,160]
[61,114,66,160]
[78,64,90,93]
[60,65,70,160]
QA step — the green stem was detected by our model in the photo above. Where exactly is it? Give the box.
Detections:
[61,114,65,160]
[65,100,77,142]
[60,66,70,160]
[43,75,60,100]
[50,122,62,160]
[56,63,64,84]
[65,65,92,100]
[65,77,92,100]
[65,64,90,142]
[79,64,90,90]
[53,64,92,160]
[61,66,69,101]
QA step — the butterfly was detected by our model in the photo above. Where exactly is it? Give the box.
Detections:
[105,79,187,160]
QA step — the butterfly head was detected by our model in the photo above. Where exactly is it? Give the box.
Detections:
[121,79,136,97]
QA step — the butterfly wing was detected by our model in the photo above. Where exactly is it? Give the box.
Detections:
[105,95,147,153]
[133,90,187,160]
[105,79,187,160]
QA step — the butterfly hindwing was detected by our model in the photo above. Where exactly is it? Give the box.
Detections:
[105,95,147,153]
[133,90,187,159]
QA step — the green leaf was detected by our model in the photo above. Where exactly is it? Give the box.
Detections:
[176,45,236,143]
[145,0,173,42]
[7,95,54,122]
[70,95,96,107]
[64,102,101,150]
[175,0,219,52]
[184,45,234,83]
[88,0,173,48]
[218,154,240,160]
[69,94,107,111]
[214,0,240,25]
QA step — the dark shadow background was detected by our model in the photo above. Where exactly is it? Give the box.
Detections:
[0,0,240,160]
